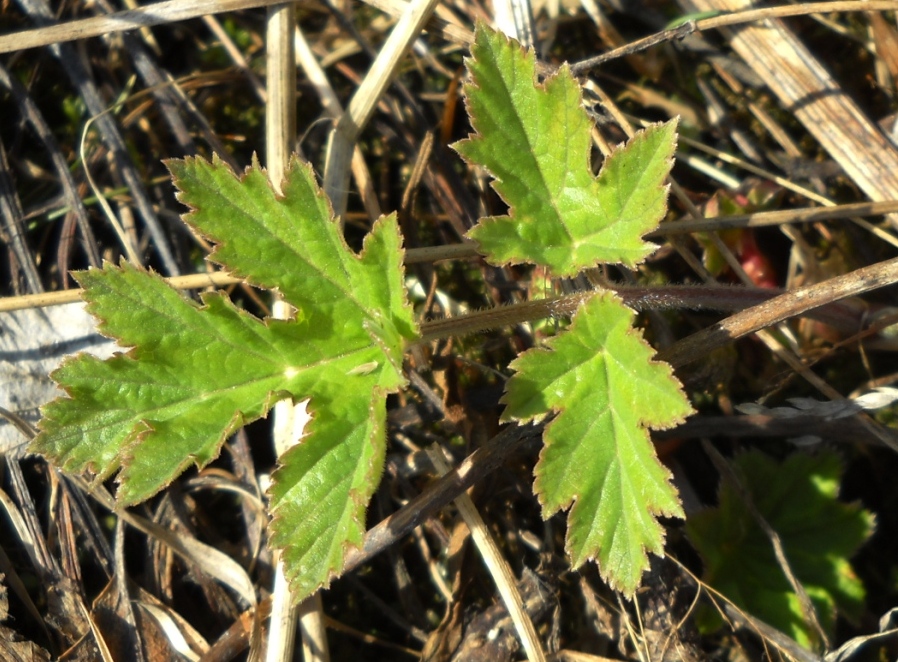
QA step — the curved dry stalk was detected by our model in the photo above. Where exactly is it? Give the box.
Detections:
[426,445,547,662]
[263,3,319,661]
[659,255,898,369]
[568,1,898,74]
[4,193,898,312]
[0,0,294,54]
[321,0,443,216]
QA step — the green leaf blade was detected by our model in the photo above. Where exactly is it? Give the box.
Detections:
[502,292,693,594]
[687,451,873,649]
[268,386,387,596]
[34,261,366,504]
[33,158,420,602]
[456,24,677,276]
[166,156,417,353]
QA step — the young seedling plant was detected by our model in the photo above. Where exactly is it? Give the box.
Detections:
[34,21,694,601]
[34,22,717,603]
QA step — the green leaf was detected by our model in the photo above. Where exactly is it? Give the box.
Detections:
[31,156,419,598]
[501,292,694,594]
[455,23,677,277]
[686,451,873,650]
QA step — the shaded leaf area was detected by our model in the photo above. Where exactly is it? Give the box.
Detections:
[456,24,677,276]
[32,158,419,597]
[502,292,694,594]
[687,451,873,650]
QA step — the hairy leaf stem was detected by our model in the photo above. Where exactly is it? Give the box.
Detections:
[417,283,873,343]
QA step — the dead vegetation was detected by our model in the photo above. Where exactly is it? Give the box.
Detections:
[3,0,898,660]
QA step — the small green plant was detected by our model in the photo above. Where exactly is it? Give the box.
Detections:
[29,22,866,624]
[687,450,872,649]
[456,26,691,594]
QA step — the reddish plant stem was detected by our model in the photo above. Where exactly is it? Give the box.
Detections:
[418,282,876,344]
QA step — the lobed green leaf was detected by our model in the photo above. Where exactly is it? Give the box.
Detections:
[167,155,417,367]
[687,451,873,650]
[501,292,693,595]
[32,157,419,599]
[456,24,677,277]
